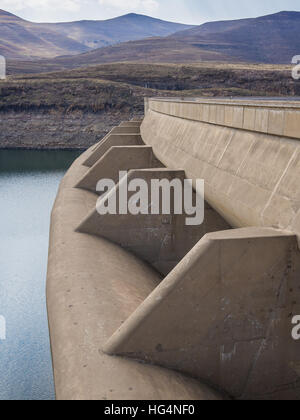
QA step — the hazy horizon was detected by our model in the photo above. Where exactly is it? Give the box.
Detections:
[1,0,300,25]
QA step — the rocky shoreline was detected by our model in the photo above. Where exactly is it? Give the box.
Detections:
[0,110,142,150]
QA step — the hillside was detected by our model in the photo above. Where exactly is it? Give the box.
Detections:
[11,62,295,96]
[0,9,193,60]
[0,61,298,150]
[12,10,300,67]
[6,38,231,74]
[31,38,229,69]
[47,13,194,50]
[0,10,89,59]
[170,11,300,64]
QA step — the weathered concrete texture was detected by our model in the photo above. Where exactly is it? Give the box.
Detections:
[47,145,223,400]
[141,104,300,243]
[83,134,144,167]
[77,168,230,276]
[76,146,163,193]
[48,103,300,401]
[104,227,300,400]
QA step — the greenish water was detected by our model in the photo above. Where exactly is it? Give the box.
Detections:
[0,149,81,400]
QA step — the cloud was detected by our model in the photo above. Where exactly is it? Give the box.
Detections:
[0,0,160,21]
[98,0,159,13]
[0,0,159,14]
[0,0,82,13]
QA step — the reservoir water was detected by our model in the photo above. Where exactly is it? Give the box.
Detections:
[0,149,81,400]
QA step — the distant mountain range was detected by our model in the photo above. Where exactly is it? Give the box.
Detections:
[0,9,193,59]
[2,10,300,68]
[170,11,300,64]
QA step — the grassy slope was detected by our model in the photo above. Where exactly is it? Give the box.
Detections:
[0,62,298,114]
[0,62,299,150]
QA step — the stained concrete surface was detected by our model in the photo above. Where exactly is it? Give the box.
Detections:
[47,145,223,400]
[47,104,300,400]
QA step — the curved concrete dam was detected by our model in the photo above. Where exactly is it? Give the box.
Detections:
[47,100,300,400]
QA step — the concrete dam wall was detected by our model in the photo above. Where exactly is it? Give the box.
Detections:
[47,99,300,400]
[143,98,300,240]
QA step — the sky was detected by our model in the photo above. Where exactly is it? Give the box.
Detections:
[0,0,300,25]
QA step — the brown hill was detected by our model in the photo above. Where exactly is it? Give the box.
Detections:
[0,10,193,60]
[0,9,89,59]
[14,10,300,69]
[46,37,229,67]
[170,11,300,64]
[47,13,193,50]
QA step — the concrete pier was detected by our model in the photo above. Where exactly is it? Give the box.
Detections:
[83,134,144,167]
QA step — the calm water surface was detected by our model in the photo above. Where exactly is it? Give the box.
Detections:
[0,149,81,400]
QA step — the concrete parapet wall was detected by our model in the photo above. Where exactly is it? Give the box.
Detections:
[141,100,300,242]
[148,98,300,140]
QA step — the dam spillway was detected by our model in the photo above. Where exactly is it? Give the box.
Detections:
[47,98,300,400]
